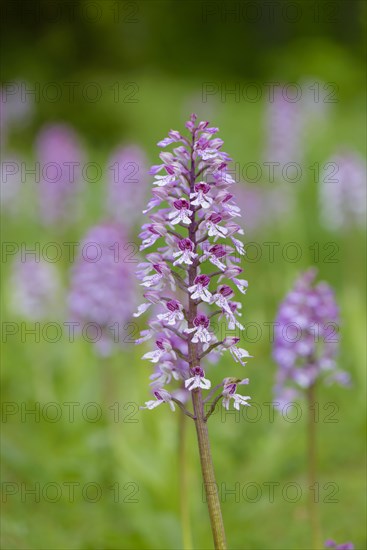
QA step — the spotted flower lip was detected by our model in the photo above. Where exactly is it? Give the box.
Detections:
[218,285,233,298]
[157,299,185,326]
[169,199,192,225]
[185,367,211,391]
[190,182,213,209]
[222,378,251,410]
[173,238,198,266]
[185,314,212,347]
[141,389,176,411]
[210,244,227,258]
[193,313,210,328]
[136,114,251,412]
[188,275,212,303]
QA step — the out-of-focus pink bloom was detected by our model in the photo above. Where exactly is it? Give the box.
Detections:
[36,123,85,227]
[1,155,22,213]
[0,82,35,148]
[320,150,366,231]
[273,268,350,406]
[263,85,304,173]
[106,145,148,224]
[10,255,61,320]
[233,183,294,232]
[68,223,137,356]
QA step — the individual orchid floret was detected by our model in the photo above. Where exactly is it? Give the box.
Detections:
[221,301,244,331]
[142,338,177,363]
[206,213,228,238]
[140,262,176,291]
[169,199,192,225]
[185,313,212,345]
[190,182,213,209]
[204,244,228,271]
[188,274,212,302]
[142,389,176,412]
[223,337,252,366]
[185,367,211,391]
[211,285,234,311]
[222,378,251,410]
[157,299,185,325]
[173,238,198,266]
[222,266,249,294]
[150,362,181,388]
[139,223,167,250]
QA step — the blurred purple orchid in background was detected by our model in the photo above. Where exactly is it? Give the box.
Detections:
[320,150,366,231]
[273,267,350,406]
[324,540,354,550]
[36,123,85,227]
[68,223,136,356]
[10,255,61,320]
[106,145,148,225]
[264,85,304,172]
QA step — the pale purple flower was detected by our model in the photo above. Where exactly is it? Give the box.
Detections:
[68,223,136,356]
[36,123,85,227]
[185,313,212,346]
[10,255,61,320]
[223,337,252,366]
[137,115,252,412]
[188,274,212,302]
[0,82,35,148]
[106,145,148,224]
[205,212,228,238]
[142,337,177,363]
[320,150,366,231]
[233,184,295,232]
[273,268,350,405]
[142,389,176,411]
[150,361,181,388]
[173,238,198,266]
[190,182,213,208]
[222,378,251,410]
[324,540,354,550]
[185,367,211,391]
[168,198,192,225]
[1,155,22,213]
[157,299,185,326]
[264,85,304,170]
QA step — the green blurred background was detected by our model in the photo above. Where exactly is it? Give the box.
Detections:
[1,1,366,549]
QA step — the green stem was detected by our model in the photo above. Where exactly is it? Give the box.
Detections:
[307,383,322,550]
[186,125,227,549]
[192,390,227,549]
[179,411,193,550]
